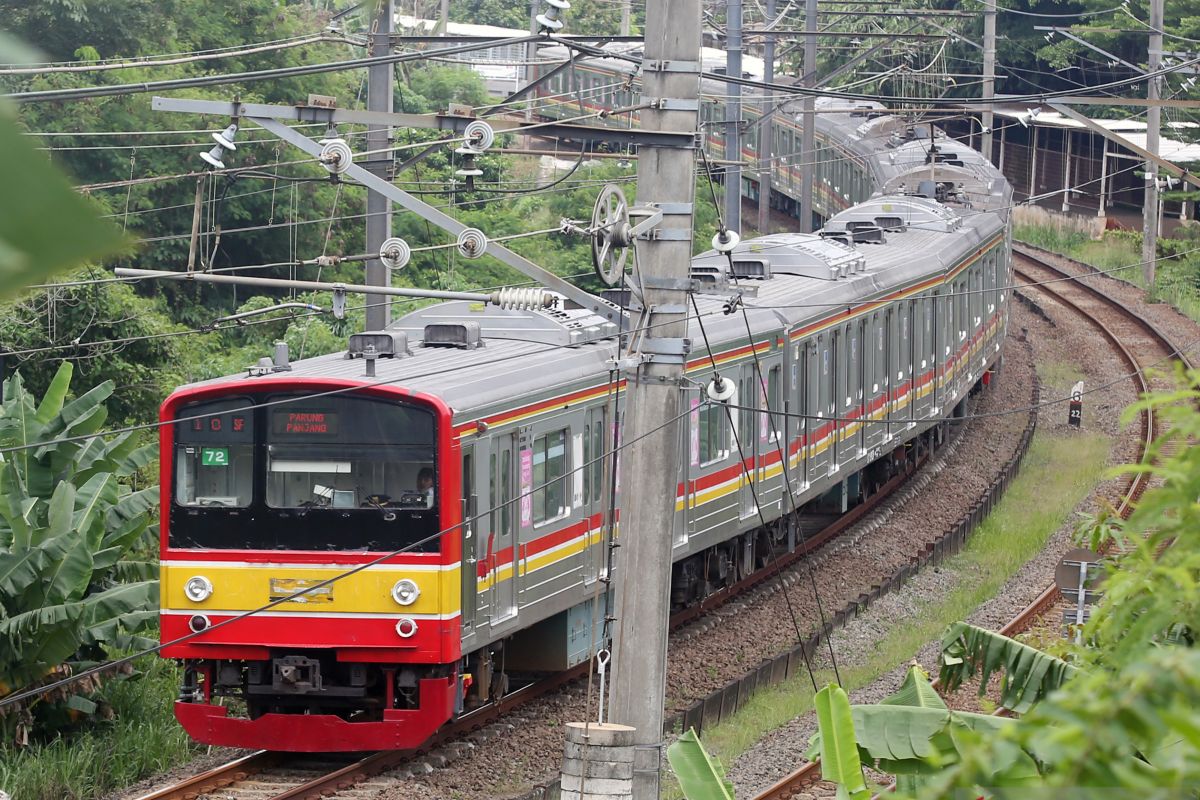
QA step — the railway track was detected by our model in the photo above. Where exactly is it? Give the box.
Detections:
[748,247,1194,800]
[131,447,936,800]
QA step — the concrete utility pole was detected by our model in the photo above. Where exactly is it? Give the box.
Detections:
[757,0,777,235]
[798,0,818,232]
[724,0,744,233]
[608,0,700,796]
[621,0,632,36]
[365,0,394,332]
[981,0,996,163]
[1142,0,1163,286]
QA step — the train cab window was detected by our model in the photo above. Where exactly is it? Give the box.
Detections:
[174,398,255,508]
[264,396,436,511]
[533,428,569,525]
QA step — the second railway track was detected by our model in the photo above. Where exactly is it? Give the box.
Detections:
[749,246,1195,800]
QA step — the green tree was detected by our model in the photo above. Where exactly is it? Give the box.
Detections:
[0,363,158,745]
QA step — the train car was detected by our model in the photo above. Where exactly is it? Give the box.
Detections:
[158,24,1014,752]
[158,199,1011,754]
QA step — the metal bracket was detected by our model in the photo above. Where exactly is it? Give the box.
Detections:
[642,59,700,73]
[648,202,693,215]
[639,337,692,357]
[639,228,692,242]
[649,98,700,112]
[641,276,701,292]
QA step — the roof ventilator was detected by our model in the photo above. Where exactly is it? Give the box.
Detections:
[424,322,484,349]
[347,331,411,359]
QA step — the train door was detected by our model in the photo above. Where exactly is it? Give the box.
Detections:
[867,312,886,452]
[738,363,760,519]
[583,407,607,581]
[461,445,478,636]
[802,339,819,486]
[836,323,860,467]
[931,290,943,415]
[489,432,518,626]
[788,342,803,493]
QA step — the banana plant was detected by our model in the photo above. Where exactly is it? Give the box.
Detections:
[0,363,157,739]
[939,622,1078,714]
[667,728,735,800]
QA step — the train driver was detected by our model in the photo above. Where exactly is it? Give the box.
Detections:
[417,467,435,509]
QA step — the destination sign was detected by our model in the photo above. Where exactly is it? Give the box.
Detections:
[272,409,340,436]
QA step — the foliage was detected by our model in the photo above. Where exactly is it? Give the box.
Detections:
[939,622,1077,714]
[0,116,127,299]
[807,373,1200,796]
[811,684,872,800]
[666,728,736,800]
[0,363,158,744]
[0,654,198,800]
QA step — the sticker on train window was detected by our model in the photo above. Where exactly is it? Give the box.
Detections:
[201,447,229,467]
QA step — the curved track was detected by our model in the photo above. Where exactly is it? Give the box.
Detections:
[749,247,1194,800]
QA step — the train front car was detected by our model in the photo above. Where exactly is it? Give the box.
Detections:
[159,375,462,752]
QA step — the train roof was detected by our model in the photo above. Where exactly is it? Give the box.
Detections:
[178,195,1004,420]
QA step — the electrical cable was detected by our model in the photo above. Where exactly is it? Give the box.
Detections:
[0,34,357,75]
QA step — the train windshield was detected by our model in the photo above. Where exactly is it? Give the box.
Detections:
[170,394,439,552]
[175,398,255,508]
[265,398,436,510]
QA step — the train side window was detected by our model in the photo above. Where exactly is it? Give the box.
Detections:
[591,419,604,501]
[532,428,569,525]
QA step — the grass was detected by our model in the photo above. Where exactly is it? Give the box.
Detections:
[1015,220,1200,324]
[684,429,1111,779]
[0,654,200,800]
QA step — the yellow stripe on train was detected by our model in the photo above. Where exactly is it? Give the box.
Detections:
[160,563,461,616]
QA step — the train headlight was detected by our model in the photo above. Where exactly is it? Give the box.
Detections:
[184,575,214,602]
[391,579,420,606]
[395,617,418,638]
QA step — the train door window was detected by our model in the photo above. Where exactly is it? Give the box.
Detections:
[532,428,569,525]
[896,302,907,387]
[582,423,591,506]
[463,451,474,518]
[590,420,604,503]
[738,372,756,452]
[874,314,885,398]
[958,278,968,343]
[698,401,727,465]
[969,263,979,326]
[847,325,861,411]
[767,364,782,439]
[174,398,255,508]
[489,451,497,523]
[501,447,513,538]
[820,333,832,418]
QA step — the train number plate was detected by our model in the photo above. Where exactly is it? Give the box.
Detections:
[269,577,334,604]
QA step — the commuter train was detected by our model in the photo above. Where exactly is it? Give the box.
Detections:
[158,38,1013,752]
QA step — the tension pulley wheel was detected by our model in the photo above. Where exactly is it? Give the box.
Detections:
[590,184,634,287]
